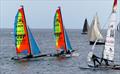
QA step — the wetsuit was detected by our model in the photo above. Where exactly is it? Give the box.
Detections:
[100,58,109,66]
[91,54,101,67]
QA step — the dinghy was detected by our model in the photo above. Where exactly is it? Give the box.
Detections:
[88,13,105,45]
[53,7,79,57]
[80,0,120,70]
[81,18,89,34]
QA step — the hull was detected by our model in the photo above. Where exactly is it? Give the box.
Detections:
[89,41,105,45]
[88,64,120,70]
[11,52,79,60]
[81,32,87,34]
[79,64,120,70]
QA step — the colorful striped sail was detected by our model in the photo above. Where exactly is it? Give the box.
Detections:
[54,7,73,52]
[14,6,31,55]
[14,6,40,57]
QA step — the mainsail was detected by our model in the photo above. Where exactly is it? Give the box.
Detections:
[103,0,117,61]
[54,7,73,52]
[82,18,89,34]
[14,6,40,57]
[88,14,104,44]
[14,6,31,55]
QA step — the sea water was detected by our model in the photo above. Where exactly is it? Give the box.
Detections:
[0,29,120,74]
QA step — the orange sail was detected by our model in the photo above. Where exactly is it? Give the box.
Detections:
[14,6,31,55]
[54,7,67,52]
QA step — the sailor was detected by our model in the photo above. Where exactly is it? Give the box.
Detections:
[57,48,65,56]
[66,50,75,54]
[100,48,113,66]
[100,58,109,66]
[88,51,101,67]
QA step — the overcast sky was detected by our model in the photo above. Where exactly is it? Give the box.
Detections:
[0,0,120,29]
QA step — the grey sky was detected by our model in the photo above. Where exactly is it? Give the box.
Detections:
[0,0,120,29]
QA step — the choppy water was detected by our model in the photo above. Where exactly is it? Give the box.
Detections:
[0,29,120,74]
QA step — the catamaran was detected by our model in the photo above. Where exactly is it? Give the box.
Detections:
[81,18,89,34]
[11,6,79,60]
[80,0,120,70]
[11,6,56,60]
[53,7,79,57]
[88,13,105,45]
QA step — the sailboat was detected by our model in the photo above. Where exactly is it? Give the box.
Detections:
[53,7,79,57]
[88,13,105,45]
[11,6,44,60]
[11,6,54,60]
[86,0,120,70]
[81,18,89,34]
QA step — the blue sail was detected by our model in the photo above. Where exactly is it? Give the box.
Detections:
[14,12,19,45]
[64,29,73,51]
[28,27,41,55]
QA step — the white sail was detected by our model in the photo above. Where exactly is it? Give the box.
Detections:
[88,14,103,42]
[103,12,117,61]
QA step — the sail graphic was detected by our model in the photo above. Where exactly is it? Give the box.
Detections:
[88,14,104,44]
[103,10,117,61]
[82,18,89,34]
[14,6,31,55]
[54,7,67,52]
[28,27,40,55]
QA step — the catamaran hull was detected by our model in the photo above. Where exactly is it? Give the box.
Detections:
[81,32,87,34]
[62,52,79,57]
[89,41,105,45]
[88,64,120,70]
[79,64,120,70]
[11,52,79,60]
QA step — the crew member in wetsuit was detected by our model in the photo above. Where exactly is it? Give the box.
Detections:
[92,54,101,67]
[100,58,109,66]
[88,51,101,67]
[100,48,114,66]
